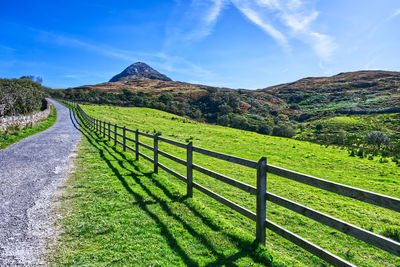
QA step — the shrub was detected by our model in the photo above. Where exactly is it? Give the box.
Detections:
[272,124,295,138]
[364,131,390,150]
[230,114,248,130]
[0,77,46,116]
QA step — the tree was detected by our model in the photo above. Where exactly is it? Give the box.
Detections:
[316,123,323,132]
[364,131,390,150]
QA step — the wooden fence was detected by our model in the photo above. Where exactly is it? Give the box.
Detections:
[64,100,399,266]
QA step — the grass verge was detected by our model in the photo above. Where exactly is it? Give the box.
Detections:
[0,106,57,150]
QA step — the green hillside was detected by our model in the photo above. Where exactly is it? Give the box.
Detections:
[54,104,399,266]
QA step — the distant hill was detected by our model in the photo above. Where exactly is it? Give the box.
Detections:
[259,70,400,117]
[109,62,172,82]
[50,68,400,147]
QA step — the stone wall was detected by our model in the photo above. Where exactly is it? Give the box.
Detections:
[0,101,52,132]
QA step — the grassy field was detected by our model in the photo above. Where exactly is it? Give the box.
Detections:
[0,106,57,150]
[54,104,399,266]
[296,113,400,140]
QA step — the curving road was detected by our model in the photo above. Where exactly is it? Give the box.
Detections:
[0,100,81,265]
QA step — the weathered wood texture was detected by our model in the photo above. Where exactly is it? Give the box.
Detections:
[267,165,400,212]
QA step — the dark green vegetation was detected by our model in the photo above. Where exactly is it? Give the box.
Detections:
[0,106,57,150]
[49,70,400,157]
[54,104,400,266]
[296,113,400,161]
[0,76,46,116]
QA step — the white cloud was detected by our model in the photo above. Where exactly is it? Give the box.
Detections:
[181,0,228,41]
[172,0,336,60]
[388,9,400,20]
[232,0,336,60]
[232,4,289,49]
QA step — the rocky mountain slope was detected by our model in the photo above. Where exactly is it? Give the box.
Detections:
[109,62,172,82]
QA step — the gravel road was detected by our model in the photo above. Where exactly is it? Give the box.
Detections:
[0,100,81,265]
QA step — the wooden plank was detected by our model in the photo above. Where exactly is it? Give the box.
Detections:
[108,122,110,142]
[158,162,187,183]
[192,164,256,195]
[139,141,154,151]
[139,151,154,163]
[138,131,154,138]
[267,165,400,212]
[187,142,193,198]
[126,144,135,153]
[192,182,256,221]
[154,134,159,174]
[125,136,135,143]
[256,157,267,245]
[265,219,355,267]
[193,146,258,169]
[114,124,117,146]
[266,192,400,256]
[158,136,187,149]
[125,127,136,133]
[135,130,139,161]
[123,126,126,151]
[158,150,187,166]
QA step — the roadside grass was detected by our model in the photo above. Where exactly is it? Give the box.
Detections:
[51,110,288,266]
[78,104,400,266]
[0,106,57,150]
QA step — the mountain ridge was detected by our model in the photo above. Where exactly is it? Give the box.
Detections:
[109,62,172,82]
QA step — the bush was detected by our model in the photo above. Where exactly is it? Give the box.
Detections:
[0,77,46,116]
[364,131,390,150]
[230,114,248,129]
[272,124,295,138]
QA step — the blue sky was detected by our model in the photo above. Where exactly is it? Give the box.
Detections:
[1,0,399,89]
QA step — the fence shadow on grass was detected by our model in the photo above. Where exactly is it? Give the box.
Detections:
[69,106,274,266]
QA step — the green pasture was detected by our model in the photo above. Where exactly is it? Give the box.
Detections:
[54,104,399,266]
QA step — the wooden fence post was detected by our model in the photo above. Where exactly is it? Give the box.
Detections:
[135,130,139,161]
[108,123,111,141]
[186,141,193,198]
[256,157,267,245]
[103,121,106,137]
[114,124,117,146]
[95,119,98,132]
[154,134,159,174]
[123,126,126,151]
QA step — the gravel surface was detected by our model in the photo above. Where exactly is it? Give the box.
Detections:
[0,100,81,265]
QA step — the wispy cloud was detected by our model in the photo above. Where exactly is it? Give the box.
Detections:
[387,8,400,20]
[165,0,227,46]
[368,8,400,39]
[232,0,336,60]
[169,0,336,60]
[32,28,211,79]
[231,3,289,49]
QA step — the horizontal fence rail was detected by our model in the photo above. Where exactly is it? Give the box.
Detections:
[56,98,400,266]
[268,165,400,213]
